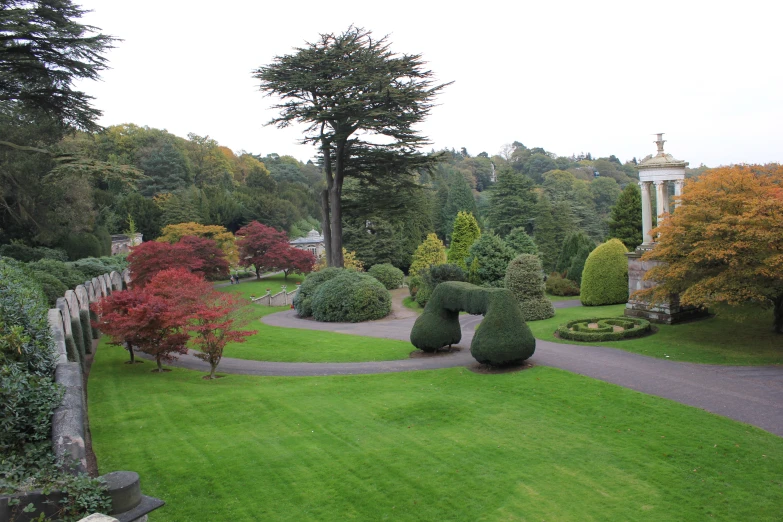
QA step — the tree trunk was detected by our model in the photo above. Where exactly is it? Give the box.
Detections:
[773,294,783,334]
[210,362,217,379]
[156,357,163,372]
[321,189,333,267]
[126,341,135,363]
[329,184,344,268]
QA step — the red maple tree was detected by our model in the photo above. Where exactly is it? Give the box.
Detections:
[189,292,257,379]
[127,236,229,287]
[92,268,210,371]
[235,221,289,278]
[265,242,315,279]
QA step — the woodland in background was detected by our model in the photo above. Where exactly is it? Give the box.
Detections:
[0,111,711,271]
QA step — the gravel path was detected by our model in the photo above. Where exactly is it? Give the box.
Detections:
[143,293,783,437]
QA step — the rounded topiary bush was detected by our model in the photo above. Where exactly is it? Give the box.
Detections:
[293,267,344,318]
[367,263,404,290]
[580,238,629,306]
[311,271,391,322]
[556,316,651,342]
[504,254,555,321]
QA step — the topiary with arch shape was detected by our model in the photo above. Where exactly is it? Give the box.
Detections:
[410,281,535,366]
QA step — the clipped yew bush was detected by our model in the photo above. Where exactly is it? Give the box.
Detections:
[293,267,344,317]
[410,281,535,366]
[504,254,555,321]
[368,263,404,290]
[447,211,480,269]
[580,238,629,306]
[311,271,391,322]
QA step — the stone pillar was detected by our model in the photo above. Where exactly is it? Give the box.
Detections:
[673,180,684,210]
[654,180,668,224]
[640,181,654,245]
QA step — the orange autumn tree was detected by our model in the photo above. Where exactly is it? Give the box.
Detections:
[637,164,783,333]
[158,222,238,265]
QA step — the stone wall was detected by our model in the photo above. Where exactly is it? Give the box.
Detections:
[251,289,299,306]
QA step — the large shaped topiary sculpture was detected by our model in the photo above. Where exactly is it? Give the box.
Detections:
[410,281,535,366]
[580,238,629,306]
[504,254,555,321]
[311,271,391,322]
[292,267,344,317]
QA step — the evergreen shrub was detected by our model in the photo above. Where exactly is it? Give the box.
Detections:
[504,254,555,321]
[566,243,592,285]
[293,267,344,318]
[58,231,104,261]
[409,233,447,277]
[368,263,404,290]
[545,273,580,296]
[311,271,391,322]
[415,284,432,307]
[410,281,535,366]
[505,228,537,256]
[447,212,480,269]
[466,233,515,288]
[580,239,629,306]
[555,231,595,274]
[556,317,651,342]
[28,259,84,290]
[31,271,68,306]
[0,244,68,262]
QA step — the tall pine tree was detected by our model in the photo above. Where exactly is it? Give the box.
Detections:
[487,168,536,236]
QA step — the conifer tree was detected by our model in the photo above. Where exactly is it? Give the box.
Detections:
[533,195,575,272]
[466,233,515,287]
[447,211,481,269]
[506,227,538,256]
[608,183,643,250]
[555,231,596,274]
[487,168,536,236]
[409,233,447,276]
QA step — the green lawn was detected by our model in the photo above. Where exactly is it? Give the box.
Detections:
[402,296,423,314]
[222,306,413,363]
[216,273,305,300]
[528,304,783,365]
[89,340,783,521]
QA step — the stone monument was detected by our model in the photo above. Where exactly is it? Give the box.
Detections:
[624,134,704,323]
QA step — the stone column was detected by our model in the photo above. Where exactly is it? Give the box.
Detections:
[640,181,653,245]
[673,180,684,210]
[654,180,668,224]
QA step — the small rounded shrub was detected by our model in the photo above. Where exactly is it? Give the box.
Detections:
[311,271,391,322]
[556,316,651,342]
[415,284,431,307]
[545,273,580,296]
[368,263,404,290]
[580,239,629,306]
[504,254,555,321]
[292,267,344,318]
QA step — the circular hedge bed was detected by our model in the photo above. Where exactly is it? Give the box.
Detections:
[556,317,652,342]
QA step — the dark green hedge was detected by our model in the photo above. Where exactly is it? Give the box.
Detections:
[0,244,68,262]
[368,263,404,290]
[311,271,391,322]
[415,263,466,307]
[293,267,345,318]
[410,281,535,366]
[556,317,651,342]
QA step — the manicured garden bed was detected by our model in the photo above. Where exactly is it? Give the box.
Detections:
[529,304,783,365]
[221,306,413,363]
[89,341,783,521]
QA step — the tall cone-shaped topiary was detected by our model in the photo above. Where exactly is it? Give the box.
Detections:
[504,254,555,320]
[580,238,629,306]
[447,211,480,269]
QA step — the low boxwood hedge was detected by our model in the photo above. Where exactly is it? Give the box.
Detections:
[556,316,652,342]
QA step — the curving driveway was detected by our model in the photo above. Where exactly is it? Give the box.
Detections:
[150,300,783,437]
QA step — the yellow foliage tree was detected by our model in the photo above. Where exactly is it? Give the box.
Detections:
[637,164,783,333]
[158,222,238,265]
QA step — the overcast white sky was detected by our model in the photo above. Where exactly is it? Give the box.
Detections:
[75,0,782,167]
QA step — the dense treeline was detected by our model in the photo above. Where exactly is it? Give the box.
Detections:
[0,116,324,255]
